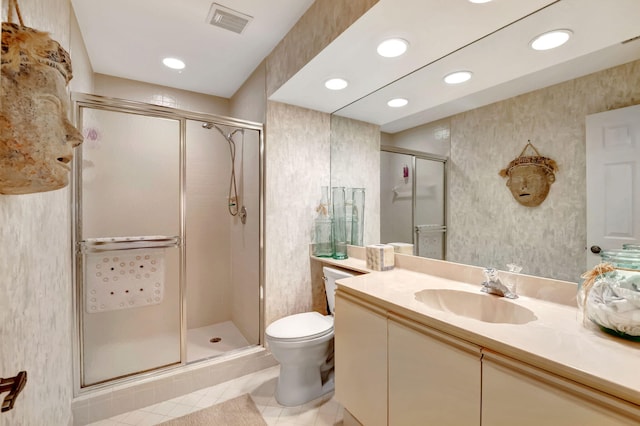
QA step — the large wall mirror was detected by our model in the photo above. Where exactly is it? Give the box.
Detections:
[325,0,640,283]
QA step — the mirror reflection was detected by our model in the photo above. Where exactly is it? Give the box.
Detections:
[330,1,640,283]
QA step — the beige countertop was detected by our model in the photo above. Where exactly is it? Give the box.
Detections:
[313,249,639,406]
[335,268,640,405]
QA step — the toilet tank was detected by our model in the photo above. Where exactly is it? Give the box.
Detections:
[323,266,356,315]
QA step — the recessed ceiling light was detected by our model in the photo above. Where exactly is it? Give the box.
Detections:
[377,38,409,58]
[324,78,348,90]
[443,71,472,85]
[530,29,572,51]
[163,57,185,70]
[468,0,493,3]
[387,98,408,108]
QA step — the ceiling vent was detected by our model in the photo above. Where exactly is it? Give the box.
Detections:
[206,3,253,34]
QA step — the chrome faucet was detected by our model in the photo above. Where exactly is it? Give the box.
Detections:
[481,267,518,299]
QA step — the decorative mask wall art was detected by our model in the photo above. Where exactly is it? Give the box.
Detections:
[499,141,558,207]
[0,0,83,195]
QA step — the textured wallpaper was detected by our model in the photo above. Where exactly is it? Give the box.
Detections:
[448,59,640,282]
[331,115,381,246]
[264,101,331,326]
[266,0,378,96]
[0,1,79,424]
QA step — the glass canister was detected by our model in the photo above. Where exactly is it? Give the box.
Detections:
[581,249,640,341]
[331,187,348,259]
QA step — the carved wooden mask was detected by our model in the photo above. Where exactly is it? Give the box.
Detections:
[0,22,83,195]
[499,142,558,207]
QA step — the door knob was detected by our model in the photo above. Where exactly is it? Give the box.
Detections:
[590,245,602,254]
[0,371,27,412]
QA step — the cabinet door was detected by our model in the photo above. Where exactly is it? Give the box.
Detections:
[335,292,388,426]
[388,314,482,425]
[482,352,640,426]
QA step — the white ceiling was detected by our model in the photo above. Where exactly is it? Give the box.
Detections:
[271,0,640,133]
[72,0,640,133]
[71,0,315,98]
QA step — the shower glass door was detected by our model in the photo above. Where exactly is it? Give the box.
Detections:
[414,157,446,259]
[183,120,261,363]
[380,151,413,245]
[380,149,447,259]
[77,106,182,386]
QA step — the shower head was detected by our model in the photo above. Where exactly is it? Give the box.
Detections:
[202,122,214,129]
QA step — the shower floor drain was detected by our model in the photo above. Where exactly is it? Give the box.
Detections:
[210,337,222,343]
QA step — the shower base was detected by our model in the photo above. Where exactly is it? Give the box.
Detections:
[187,320,250,363]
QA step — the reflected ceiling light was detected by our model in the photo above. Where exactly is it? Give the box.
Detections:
[443,70,472,85]
[530,29,572,51]
[162,57,185,70]
[387,98,408,108]
[469,0,493,3]
[377,38,409,58]
[324,78,349,90]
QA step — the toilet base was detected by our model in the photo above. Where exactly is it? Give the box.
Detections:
[275,364,335,406]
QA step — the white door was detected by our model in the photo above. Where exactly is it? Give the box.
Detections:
[586,104,640,268]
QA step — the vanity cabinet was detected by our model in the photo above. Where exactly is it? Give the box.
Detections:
[482,351,640,426]
[335,290,640,426]
[388,314,481,425]
[334,292,387,426]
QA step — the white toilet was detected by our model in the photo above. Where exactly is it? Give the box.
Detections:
[265,266,355,406]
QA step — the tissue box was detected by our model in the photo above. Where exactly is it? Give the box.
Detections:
[389,242,414,255]
[366,244,395,271]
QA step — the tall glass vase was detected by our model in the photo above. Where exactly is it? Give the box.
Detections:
[345,188,353,245]
[331,187,348,259]
[313,186,333,257]
[351,188,365,246]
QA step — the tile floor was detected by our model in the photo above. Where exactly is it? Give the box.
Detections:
[86,365,343,426]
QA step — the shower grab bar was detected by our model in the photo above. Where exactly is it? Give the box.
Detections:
[78,235,181,253]
[415,224,446,234]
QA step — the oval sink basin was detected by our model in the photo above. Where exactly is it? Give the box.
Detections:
[414,289,537,324]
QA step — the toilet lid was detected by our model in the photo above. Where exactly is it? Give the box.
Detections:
[266,311,333,340]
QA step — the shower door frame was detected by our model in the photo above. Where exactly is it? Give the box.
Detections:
[70,93,265,395]
[380,145,448,258]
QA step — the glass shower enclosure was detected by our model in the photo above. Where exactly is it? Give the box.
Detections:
[72,94,263,389]
[380,147,447,259]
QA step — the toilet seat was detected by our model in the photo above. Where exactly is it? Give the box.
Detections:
[266,312,333,342]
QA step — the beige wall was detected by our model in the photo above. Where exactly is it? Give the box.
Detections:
[230,62,267,343]
[93,74,229,114]
[447,59,640,282]
[230,61,266,124]
[384,118,451,158]
[446,60,640,282]
[0,1,92,424]
[266,0,379,97]
[261,0,378,327]
[383,60,640,282]
[264,101,331,326]
[330,115,381,246]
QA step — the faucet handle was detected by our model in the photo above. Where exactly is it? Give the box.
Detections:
[483,267,499,282]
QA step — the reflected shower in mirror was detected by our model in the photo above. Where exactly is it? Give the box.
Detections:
[380,147,447,260]
[328,0,640,282]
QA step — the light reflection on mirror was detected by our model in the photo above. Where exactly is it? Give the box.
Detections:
[329,1,640,283]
